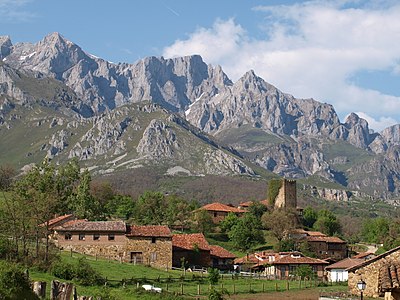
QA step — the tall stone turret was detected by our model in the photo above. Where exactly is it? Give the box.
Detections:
[274,179,297,209]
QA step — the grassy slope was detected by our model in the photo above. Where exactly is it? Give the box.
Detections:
[28,251,347,300]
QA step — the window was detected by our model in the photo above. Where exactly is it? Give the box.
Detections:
[151,237,156,243]
[93,234,100,241]
[65,233,72,240]
[108,234,115,241]
[150,252,157,262]
[79,234,85,241]
[214,212,217,217]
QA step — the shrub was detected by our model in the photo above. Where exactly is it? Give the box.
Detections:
[73,257,104,286]
[208,268,220,285]
[0,261,39,300]
[51,260,75,280]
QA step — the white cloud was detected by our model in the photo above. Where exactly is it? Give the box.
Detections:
[0,0,36,23]
[162,0,400,130]
[353,112,397,132]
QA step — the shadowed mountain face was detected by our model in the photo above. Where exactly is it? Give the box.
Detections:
[2,32,400,201]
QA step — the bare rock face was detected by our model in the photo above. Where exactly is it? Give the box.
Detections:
[203,149,255,176]
[136,119,180,159]
[0,36,12,59]
[381,124,400,146]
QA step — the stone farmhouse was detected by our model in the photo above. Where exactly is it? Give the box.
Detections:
[289,229,347,261]
[199,202,246,223]
[234,251,328,279]
[172,233,236,270]
[54,219,172,269]
[347,245,400,299]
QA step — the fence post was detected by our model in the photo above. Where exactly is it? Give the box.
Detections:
[166,283,169,291]
[233,283,235,294]
[249,281,252,292]
[286,280,289,291]
[197,284,200,295]
[181,283,184,295]
[262,282,265,293]
[275,282,278,291]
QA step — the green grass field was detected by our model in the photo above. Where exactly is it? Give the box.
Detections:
[27,251,348,300]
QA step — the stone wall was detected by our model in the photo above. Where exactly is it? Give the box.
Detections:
[125,236,172,269]
[173,249,211,268]
[348,249,400,298]
[274,179,297,209]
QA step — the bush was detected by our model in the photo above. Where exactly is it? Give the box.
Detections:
[0,238,12,259]
[0,261,39,300]
[208,268,220,285]
[74,257,104,286]
[51,260,75,280]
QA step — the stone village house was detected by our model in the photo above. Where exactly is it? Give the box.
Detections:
[199,202,246,223]
[54,219,172,269]
[347,245,400,299]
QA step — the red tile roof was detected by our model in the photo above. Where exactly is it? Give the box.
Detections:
[238,201,254,208]
[172,233,210,251]
[352,251,375,259]
[306,236,346,243]
[273,255,329,265]
[234,253,259,264]
[325,258,364,270]
[126,225,171,237]
[201,202,246,213]
[210,245,236,259]
[55,220,126,232]
[46,214,74,227]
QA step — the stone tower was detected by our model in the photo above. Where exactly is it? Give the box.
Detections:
[274,179,297,209]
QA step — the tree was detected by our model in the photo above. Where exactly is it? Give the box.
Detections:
[73,170,104,220]
[106,194,135,220]
[133,191,167,225]
[219,212,239,234]
[248,201,268,220]
[208,268,220,285]
[314,209,342,236]
[228,214,264,250]
[302,206,318,229]
[294,264,314,280]
[361,217,389,244]
[165,195,192,230]
[192,209,214,234]
[262,208,298,242]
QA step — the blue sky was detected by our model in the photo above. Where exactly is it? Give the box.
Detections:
[1,0,400,131]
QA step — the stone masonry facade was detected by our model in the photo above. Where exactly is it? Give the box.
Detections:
[348,247,400,298]
[274,179,297,209]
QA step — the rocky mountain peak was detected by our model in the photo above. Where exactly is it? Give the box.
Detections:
[381,124,400,146]
[0,36,12,59]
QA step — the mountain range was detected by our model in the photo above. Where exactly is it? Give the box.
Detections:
[1,32,400,204]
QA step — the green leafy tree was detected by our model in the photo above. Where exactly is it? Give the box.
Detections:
[106,194,135,220]
[165,195,192,230]
[192,209,214,234]
[248,201,268,219]
[219,212,239,233]
[302,206,318,229]
[228,214,264,250]
[73,170,104,220]
[361,217,389,244]
[314,210,342,236]
[262,208,298,242]
[133,191,167,225]
[294,264,314,279]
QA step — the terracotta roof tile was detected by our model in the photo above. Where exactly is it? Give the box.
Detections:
[201,203,246,213]
[352,251,374,259]
[45,214,74,228]
[234,254,259,264]
[273,255,329,265]
[325,258,364,270]
[126,225,171,237]
[172,233,210,251]
[306,236,346,243]
[347,245,400,272]
[379,263,400,292]
[210,245,236,259]
[55,220,126,232]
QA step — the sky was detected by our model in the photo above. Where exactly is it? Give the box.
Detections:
[1,0,400,131]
